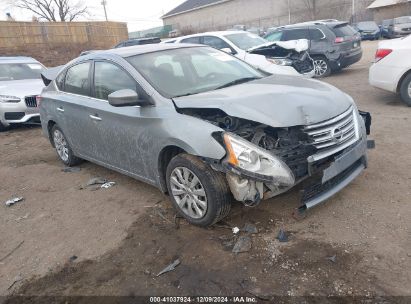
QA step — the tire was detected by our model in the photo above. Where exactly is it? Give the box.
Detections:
[312,56,332,78]
[0,121,8,132]
[51,125,82,166]
[399,73,411,107]
[166,153,231,227]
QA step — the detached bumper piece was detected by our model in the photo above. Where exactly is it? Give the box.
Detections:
[298,157,366,213]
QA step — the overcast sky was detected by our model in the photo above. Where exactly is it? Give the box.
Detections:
[0,0,186,32]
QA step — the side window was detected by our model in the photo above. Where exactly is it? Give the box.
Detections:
[283,29,310,40]
[181,37,201,44]
[265,31,283,41]
[202,36,231,50]
[64,62,91,96]
[55,71,65,90]
[94,61,137,101]
[310,28,325,41]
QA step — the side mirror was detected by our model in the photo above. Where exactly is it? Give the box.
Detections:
[221,47,235,55]
[108,89,148,107]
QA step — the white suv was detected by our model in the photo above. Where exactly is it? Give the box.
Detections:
[369,35,411,106]
[164,31,314,77]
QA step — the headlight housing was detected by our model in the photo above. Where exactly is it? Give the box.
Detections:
[223,133,295,186]
[0,95,21,103]
[267,58,293,66]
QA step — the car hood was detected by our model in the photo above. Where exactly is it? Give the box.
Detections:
[173,75,353,128]
[248,39,309,53]
[0,79,44,98]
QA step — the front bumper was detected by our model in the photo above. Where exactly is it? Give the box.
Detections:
[0,101,40,127]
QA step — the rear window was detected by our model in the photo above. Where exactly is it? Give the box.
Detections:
[330,24,357,37]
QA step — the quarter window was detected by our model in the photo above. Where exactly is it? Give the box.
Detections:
[94,62,137,100]
[64,62,91,96]
[202,36,231,50]
[181,37,201,44]
[310,28,325,40]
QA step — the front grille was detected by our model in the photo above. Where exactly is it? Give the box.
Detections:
[5,112,25,120]
[25,95,37,108]
[304,106,359,161]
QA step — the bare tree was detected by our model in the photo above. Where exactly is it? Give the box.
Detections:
[10,0,88,21]
[301,0,317,20]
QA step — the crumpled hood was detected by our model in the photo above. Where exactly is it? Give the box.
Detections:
[248,39,309,53]
[173,75,353,127]
[0,79,44,98]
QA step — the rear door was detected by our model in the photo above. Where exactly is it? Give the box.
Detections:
[308,27,329,54]
[282,28,310,41]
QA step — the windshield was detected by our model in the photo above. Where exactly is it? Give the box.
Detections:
[357,22,379,31]
[224,32,267,50]
[394,16,411,24]
[127,47,264,98]
[0,63,43,81]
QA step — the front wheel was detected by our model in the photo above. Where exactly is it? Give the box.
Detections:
[400,73,411,107]
[51,125,82,166]
[312,56,331,78]
[166,154,231,227]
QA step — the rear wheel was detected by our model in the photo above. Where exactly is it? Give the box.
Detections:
[313,56,331,78]
[399,73,411,107]
[51,125,82,166]
[166,153,231,227]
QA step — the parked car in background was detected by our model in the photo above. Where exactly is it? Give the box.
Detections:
[264,20,362,77]
[40,44,370,226]
[369,35,411,106]
[0,56,44,131]
[387,16,411,38]
[354,21,380,40]
[114,37,161,48]
[380,19,392,38]
[165,31,315,77]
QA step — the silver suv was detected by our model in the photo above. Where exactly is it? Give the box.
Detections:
[40,44,371,226]
[0,57,45,131]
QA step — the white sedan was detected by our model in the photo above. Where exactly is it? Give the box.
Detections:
[163,31,315,78]
[369,35,411,106]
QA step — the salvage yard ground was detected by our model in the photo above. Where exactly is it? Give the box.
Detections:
[0,41,410,299]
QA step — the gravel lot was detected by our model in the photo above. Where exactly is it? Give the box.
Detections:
[0,40,410,299]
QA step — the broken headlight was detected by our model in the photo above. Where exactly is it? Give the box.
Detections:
[267,58,293,66]
[223,133,295,186]
[0,95,20,103]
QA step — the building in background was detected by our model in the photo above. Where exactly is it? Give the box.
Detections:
[367,0,411,23]
[161,0,378,34]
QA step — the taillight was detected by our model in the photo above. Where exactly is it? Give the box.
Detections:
[335,37,344,43]
[36,95,42,107]
[375,49,392,62]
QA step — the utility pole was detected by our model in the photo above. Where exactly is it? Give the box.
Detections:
[101,0,108,21]
[287,0,291,24]
[352,0,355,23]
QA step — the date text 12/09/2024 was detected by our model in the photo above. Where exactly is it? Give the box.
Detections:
[150,296,258,303]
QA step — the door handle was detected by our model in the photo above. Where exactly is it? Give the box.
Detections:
[89,114,102,121]
[57,107,64,112]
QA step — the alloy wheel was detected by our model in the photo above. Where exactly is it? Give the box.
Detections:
[313,59,328,77]
[170,167,207,219]
[53,129,69,162]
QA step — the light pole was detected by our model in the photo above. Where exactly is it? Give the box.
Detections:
[287,0,291,24]
[101,0,108,21]
[352,0,355,23]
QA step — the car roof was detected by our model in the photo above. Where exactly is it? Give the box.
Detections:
[0,56,40,64]
[84,43,206,59]
[275,20,347,29]
[177,30,248,39]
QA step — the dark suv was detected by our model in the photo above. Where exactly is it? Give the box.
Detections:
[264,21,362,77]
[114,37,161,48]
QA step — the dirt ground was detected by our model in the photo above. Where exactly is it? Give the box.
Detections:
[0,41,410,301]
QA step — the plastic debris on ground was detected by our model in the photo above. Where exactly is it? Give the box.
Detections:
[86,177,108,186]
[232,236,252,254]
[243,223,258,234]
[156,259,181,276]
[5,197,24,207]
[277,229,289,243]
[101,182,116,189]
[62,167,81,173]
[326,254,337,263]
[232,227,240,234]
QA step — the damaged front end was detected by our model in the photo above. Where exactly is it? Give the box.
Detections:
[178,106,371,211]
[248,39,314,75]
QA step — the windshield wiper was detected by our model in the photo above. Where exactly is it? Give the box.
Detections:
[215,77,260,90]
